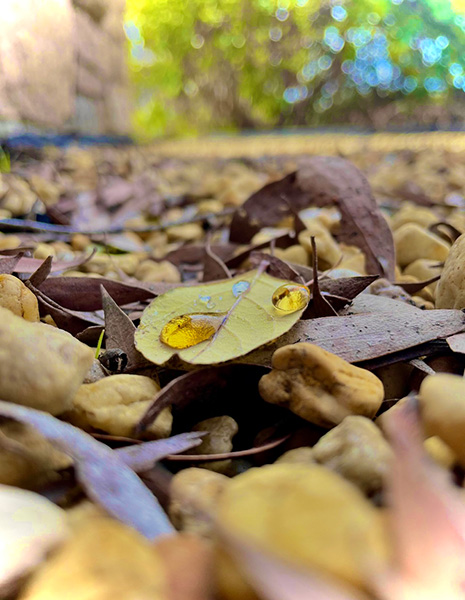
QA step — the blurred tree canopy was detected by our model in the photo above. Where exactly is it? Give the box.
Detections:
[125,0,465,138]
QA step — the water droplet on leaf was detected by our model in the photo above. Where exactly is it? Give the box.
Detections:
[232,280,250,297]
[199,295,215,309]
[160,313,223,349]
[272,284,310,313]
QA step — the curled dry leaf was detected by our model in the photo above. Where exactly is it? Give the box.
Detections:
[135,268,307,366]
[229,156,395,279]
[0,401,174,539]
[0,252,24,275]
[239,309,465,367]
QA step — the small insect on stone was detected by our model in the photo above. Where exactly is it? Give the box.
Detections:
[159,313,224,349]
[272,283,310,313]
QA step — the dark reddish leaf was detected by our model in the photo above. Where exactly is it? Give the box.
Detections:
[395,181,435,207]
[135,365,272,435]
[229,173,307,243]
[303,237,337,318]
[27,255,53,287]
[0,252,24,275]
[297,157,395,279]
[38,277,178,311]
[225,233,297,270]
[101,286,149,369]
[202,242,232,282]
[8,251,95,275]
[99,176,134,208]
[396,275,440,295]
[240,309,465,367]
[249,251,305,283]
[429,222,462,244]
[0,401,174,539]
[229,157,395,279]
[166,244,237,267]
[318,275,379,300]
[26,281,104,335]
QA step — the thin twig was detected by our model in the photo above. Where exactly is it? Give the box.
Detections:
[0,208,235,236]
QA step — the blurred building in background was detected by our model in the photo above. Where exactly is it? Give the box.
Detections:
[0,0,130,136]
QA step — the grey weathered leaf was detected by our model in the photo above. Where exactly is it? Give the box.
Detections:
[0,401,173,540]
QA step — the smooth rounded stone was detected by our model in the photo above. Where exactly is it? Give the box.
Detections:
[169,468,229,538]
[419,373,465,467]
[0,307,94,415]
[217,464,389,591]
[275,446,315,465]
[394,223,450,268]
[20,518,167,600]
[259,343,384,428]
[0,485,68,591]
[312,416,393,495]
[0,420,71,489]
[436,233,465,308]
[66,374,172,439]
[298,221,341,269]
[0,274,39,322]
[191,415,239,474]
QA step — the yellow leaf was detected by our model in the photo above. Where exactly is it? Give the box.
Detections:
[135,269,307,365]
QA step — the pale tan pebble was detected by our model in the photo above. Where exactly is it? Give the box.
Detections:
[251,228,288,245]
[2,176,36,215]
[62,270,99,278]
[0,308,94,414]
[0,274,39,321]
[41,315,57,327]
[80,253,111,275]
[273,244,308,265]
[66,374,172,439]
[135,260,181,283]
[436,233,465,308]
[298,221,342,270]
[338,244,366,274]
[70,233,91,252]
[390,204,438,231]
[115,253,141,276]
[191,416,238,474]
[83,359,108,384]
[448,211,465,234]
[424,436,456,470]
[123,215,149,230]
[328,268,363,278]
[0,420,71,489]
[217,186,244,207]
[0,485,69,591]
[275,446,315,465]
[419,374,465,467]
[0,234,21,250]
[411,295,435,309]
[33,243,57,260]
[394,223,450,268]
[28,174,61,207]
[20,517,167,600]
[259,343,384,427]
[0,209,12,219]
[217,464,389,591]
[146,231,168,251]
[197,199,224,214]
[167,223,204,242]
[404,258,441,293]
[169,468,229,537]
[312,416,393,495]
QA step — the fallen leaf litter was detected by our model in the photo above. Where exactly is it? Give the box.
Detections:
[2,141,465,598]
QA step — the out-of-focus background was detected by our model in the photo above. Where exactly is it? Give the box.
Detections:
[1,0,465,140]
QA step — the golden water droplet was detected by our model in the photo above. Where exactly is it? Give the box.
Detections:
[272,284,310,313]
[160,313,223,349]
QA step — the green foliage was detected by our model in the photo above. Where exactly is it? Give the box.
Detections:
[125,0,465,138]
[0,148,11,173]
